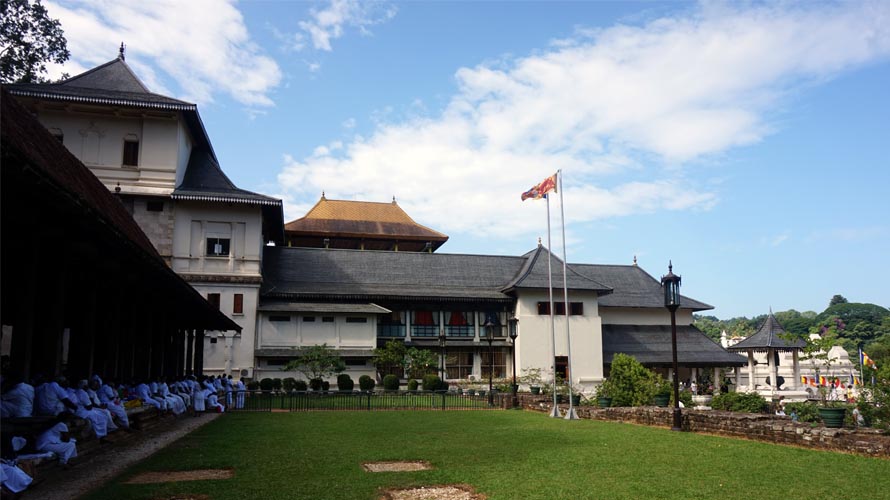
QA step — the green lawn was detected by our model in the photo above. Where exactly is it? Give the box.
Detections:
[86,411,890,500]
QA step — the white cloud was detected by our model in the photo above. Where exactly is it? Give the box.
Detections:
[298,0,397,52]
[276,2,890,237]
[44,0,281,106]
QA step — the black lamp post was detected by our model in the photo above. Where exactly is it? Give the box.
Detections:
[483,316,497,406]
[661,261,683,432]
[438,329,447,379]
[508,315,519,408]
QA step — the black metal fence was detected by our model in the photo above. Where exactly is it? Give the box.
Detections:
[226,390,510,412]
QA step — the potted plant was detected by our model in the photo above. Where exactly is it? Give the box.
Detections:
[786,319,849,428]
[595,382,612,408]
[653,377,671,407]
[521,367,543,395]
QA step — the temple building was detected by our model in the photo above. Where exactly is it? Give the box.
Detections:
[284,195,448,251]
[7,48,746,391]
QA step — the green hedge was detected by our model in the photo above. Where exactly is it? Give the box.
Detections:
[383,374,400,391]
[259,378,274,391]
[358,375,375,392]
[294,379,308,391]
[337,374,354,391]
[282,377,298,392]
[407,379,419,391]
[711,392,767,413]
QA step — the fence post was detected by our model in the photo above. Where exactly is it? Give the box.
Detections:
[367,392,371,412]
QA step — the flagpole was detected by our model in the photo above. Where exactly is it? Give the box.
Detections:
[858,347,865,391]
[558,170,578,420]
[546,193,560,418]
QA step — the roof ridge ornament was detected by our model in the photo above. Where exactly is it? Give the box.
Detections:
[321,191,325,200]
[537,237,542,247]
[633,255,637,266]
[392,195,396,204]
[119,42,126,61]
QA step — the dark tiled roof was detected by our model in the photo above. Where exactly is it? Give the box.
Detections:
[603,325,746,367]
[576,264,713,311]
[262,247,523,302]
[7,58,195,110]
[257,302,391,314]
[502,245,612,293]
[727,313,806,352]
[173,149,282,206]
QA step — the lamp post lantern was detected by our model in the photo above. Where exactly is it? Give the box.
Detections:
[508,315,519,408]
[438,329,447,379]
[661,261,683,432]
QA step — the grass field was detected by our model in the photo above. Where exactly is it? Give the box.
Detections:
[86,411,890,500]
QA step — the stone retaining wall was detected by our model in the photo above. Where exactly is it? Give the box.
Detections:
[515,394,889,458]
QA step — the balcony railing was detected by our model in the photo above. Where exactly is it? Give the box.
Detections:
[377,324,406,337]
[411,325,439,337]
[445,325,474,337]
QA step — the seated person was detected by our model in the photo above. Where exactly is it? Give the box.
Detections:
[68,380,114,440]
[95,378,129,430]
[135,380,165,411]
[35,421,77,466]
[34,376,77,417]
[1,373,34,418]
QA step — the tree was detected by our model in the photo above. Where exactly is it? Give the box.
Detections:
[405,348,437,379]
[829,294,848,307]
[1,0,70,83]
[284,344,345,383]
[601,353,660,407]
[373,340,407,378]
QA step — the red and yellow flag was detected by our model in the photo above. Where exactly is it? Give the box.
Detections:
[521,173,558,201]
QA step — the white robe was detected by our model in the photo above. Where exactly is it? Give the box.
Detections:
[1,383,34,418]
[1,460,33,493]
[35,382,71,416]
[35,423,77,464]
[70,388,109,439]
[98,384,129,428]
[193,388,206,412]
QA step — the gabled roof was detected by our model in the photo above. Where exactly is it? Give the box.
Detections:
[603,325,746,367]
[501,244,612,294]
[173,149,281,206]
[727,312,806,352]
[575,263,713,311]
[285,196,448,247]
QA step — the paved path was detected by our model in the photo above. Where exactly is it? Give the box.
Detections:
[22,412,223,500]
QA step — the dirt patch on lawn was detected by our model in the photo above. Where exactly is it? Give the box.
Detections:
[362,460,433,472]
[125,468,234,484]
[379,484,485,500]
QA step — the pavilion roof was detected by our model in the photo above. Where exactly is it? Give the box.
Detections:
[603,324,746,367]
[727,313,806,352]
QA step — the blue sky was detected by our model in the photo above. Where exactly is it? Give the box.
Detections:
[45,1,890,319]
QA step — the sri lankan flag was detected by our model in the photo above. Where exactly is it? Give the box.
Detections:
[521,173,558,201]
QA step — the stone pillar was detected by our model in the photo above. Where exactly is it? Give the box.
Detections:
[768,348,778,394]
[735,366,741,390]
[194,329,205,377]
[713,367,720,395]
[792,350,801,390]
[747,351,755,392]
[185,329,195,376]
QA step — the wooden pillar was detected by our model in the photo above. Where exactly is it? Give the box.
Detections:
[185,329,195,376]
[83,281,98,377]
[194,329,204,377]
[10,249,39,380]
[46,263,69,377]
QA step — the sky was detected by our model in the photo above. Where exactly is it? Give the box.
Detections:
[42,0,890,319]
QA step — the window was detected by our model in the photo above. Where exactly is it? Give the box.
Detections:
[233,294,243,315]
[445,311,474,337]
[206,237,230,256]
[344,358,367,366]
[303,316,315,322]
[378,311,406,337]
[122,138,139,166]
[345,317,367,323]
[446,350,473,379]
[411,310,438,337]
[266,359,288,367]
[146,201,164,212]
[536,302,584,316]
[207,293,220,309]
[269,315,290,322]
[481,351,507,379]
[322,316,335,323]
[555,356,568,380]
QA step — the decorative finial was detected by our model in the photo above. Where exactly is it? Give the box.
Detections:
[114,182,121,193]
[633,255,637,266]
[537,237,542,247]
[668,260,673,273]
[392,195,396,203]
[321,191,325,199]
[119,42,126,60]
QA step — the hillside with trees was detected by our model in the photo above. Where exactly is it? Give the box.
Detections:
[694,295,890,369]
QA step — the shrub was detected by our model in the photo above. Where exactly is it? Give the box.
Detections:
[422,374,443,392]
[246,380,260,391]
[322,381,330,391]
[407,379,419,391]
[711,392,767,413]
[259,378,274,391]
[359,375,376,392]
[282,377,297,392]
[337,374,354,391]
[309,378,323,391]
[383,374,400,391]
[294,379,308,391]
[671,389,693,408]
[272,378,282,391]
[785,401,821,423]
[601,354,659,406]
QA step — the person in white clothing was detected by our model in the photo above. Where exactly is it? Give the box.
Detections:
[1,373,34,418]
[69,381,111,440]
[36,422,77,465]
[158,379,185,415]
[95,378,130,429]
[207,391,225,413]
[235,378,246,409]
[135,381,165,411]
[34,376,77,416]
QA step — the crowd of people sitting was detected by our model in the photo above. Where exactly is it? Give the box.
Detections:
[0,372,246,497]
